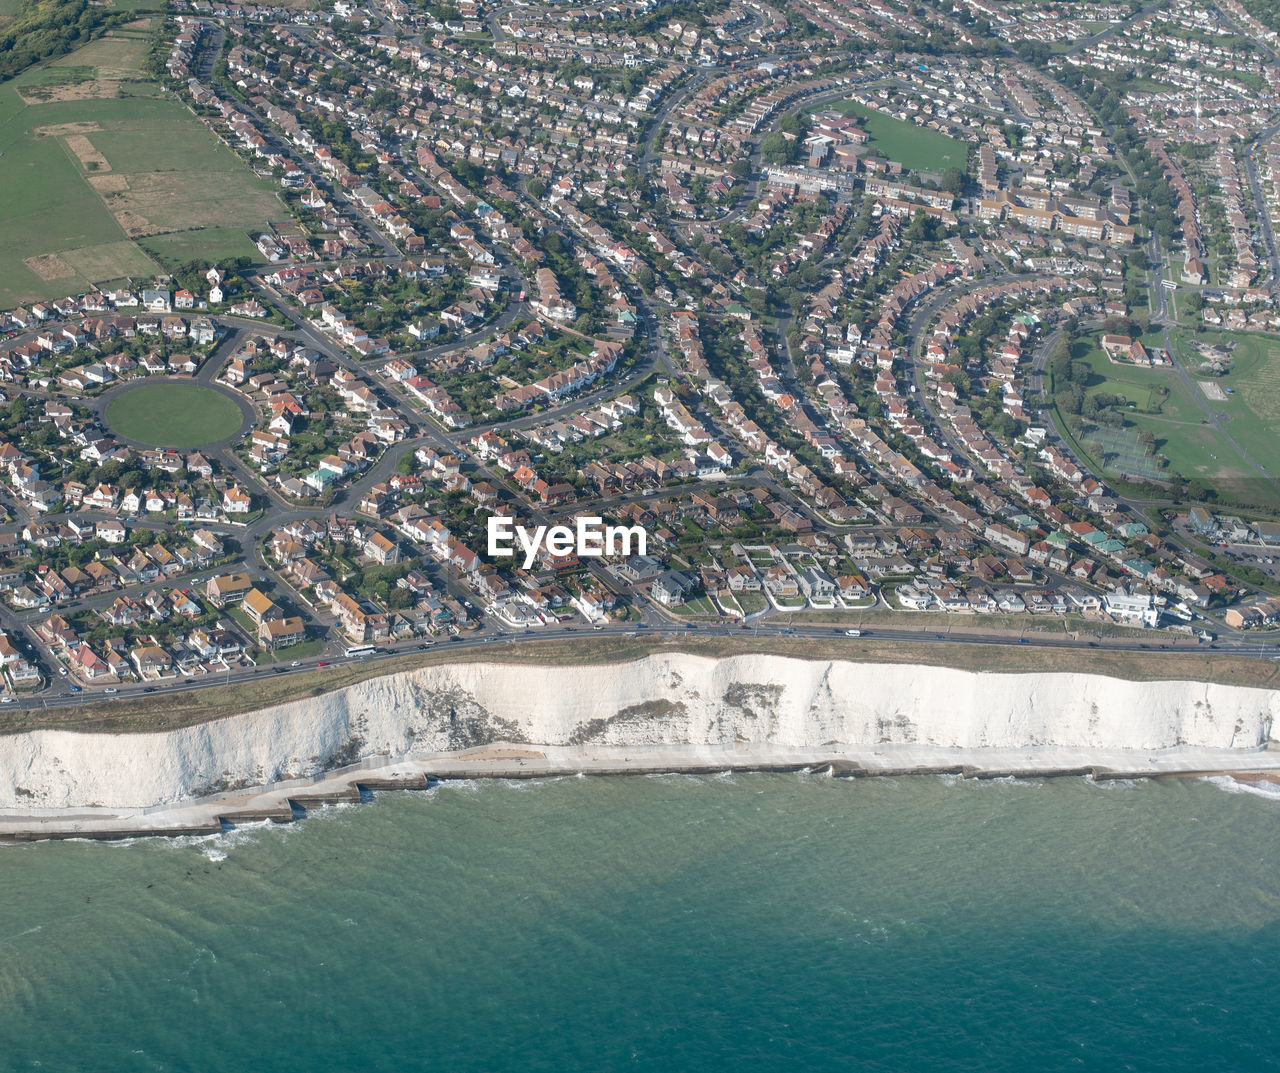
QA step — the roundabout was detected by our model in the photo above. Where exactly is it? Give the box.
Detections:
[102,380,251,449]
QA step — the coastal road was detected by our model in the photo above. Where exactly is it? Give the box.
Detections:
[14,617,1268,713]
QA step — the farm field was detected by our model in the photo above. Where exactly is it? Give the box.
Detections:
[822,100,967,173]
[0,28,279,308]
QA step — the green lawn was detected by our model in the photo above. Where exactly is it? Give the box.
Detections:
[670,595,719,617]
[0,29,279,307]
[262,637,324,663]
[140,227,268,266]
[1125,76,1178,93]
[1176,332,1280,458]
[821,100,967,172]
[104,383,244,447]
[227,606,260,642]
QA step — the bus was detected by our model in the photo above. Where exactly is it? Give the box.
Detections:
[344,644,376,658]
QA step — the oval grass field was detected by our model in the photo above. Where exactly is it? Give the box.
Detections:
[104,382,244,448]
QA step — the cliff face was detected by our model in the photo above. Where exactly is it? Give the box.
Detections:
[2,654,1277,809]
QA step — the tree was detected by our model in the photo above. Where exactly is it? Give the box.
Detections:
[1047,336,1072,382]
[708,249,736,277]
[940,166,966,198]
[904,210,942,243]
[1056,385,1084,415]
[761,131,793,165]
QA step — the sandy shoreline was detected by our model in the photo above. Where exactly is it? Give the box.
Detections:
[4,741,1280,842]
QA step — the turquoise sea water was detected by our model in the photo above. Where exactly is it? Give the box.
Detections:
[2,773,1280,1072]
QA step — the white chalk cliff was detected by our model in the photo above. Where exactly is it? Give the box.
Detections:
[2,653,1277,809]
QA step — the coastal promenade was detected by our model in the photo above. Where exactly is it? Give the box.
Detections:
[4,741,1280,842]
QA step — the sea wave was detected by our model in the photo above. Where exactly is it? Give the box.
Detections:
[434,777,484,794]
[1202,775,1280,801]
[1088,777,1143,790]
[496,778,539,792]
[151,818,281,860]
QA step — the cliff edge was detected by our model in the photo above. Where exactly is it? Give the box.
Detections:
[2,653,1278,810]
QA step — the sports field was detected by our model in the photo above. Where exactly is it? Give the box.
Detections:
[1080,425,1166,483]
[0,29,279,308]
[822,100,968,173]
[104,383,245,447]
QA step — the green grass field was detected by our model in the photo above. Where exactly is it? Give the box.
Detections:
[1073,333,1198,419]
[1163,330,1280,495]
[104,383,244,447]
[0,29,279,308]
[20,64,95,88]
[822,100,967,173]
[1055,329,1280,508]
[138,227,271,265]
